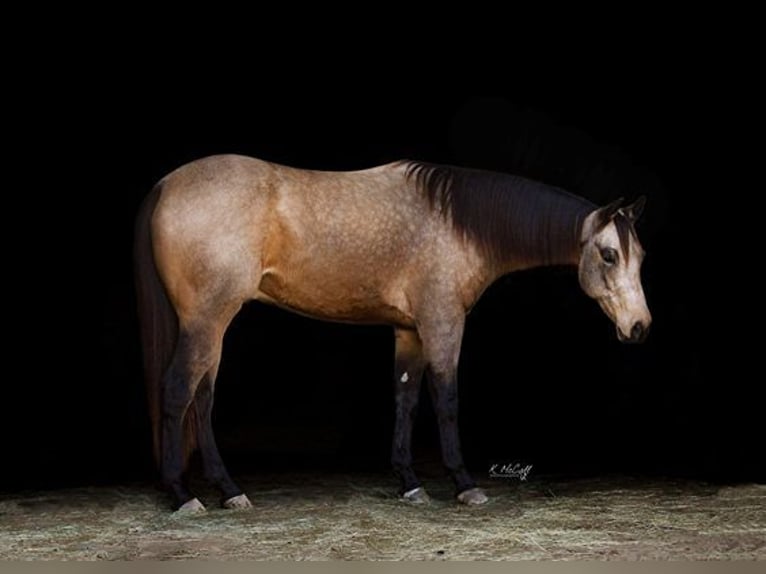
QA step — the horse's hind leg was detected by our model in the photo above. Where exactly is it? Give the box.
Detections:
[391,328,429,503]
[161,316,235,511]
[194,365,252,509]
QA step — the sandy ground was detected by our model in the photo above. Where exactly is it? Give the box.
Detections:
[1,473,764,560]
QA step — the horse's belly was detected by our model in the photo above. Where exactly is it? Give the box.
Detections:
[254,269,414,327]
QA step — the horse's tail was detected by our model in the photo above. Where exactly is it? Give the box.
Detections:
[134,182,198,468]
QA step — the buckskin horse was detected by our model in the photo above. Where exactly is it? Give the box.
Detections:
[135,155,651,511]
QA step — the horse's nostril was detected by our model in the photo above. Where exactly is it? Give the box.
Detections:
[631,322,644,342]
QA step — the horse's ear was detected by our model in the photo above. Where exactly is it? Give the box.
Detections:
[582,198,623,239]
[623,195,646,223]
[599,197,624,226]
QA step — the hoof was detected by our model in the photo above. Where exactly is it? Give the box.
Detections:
[400,486,431,504]
[222,494,253,509]
[176,497,206,513]
[456,487,488,505]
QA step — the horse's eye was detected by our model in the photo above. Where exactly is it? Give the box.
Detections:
[600,247,618,265]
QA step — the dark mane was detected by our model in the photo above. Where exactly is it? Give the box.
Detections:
[404,161,596,266]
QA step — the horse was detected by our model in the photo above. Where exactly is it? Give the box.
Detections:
[134,155,651,511]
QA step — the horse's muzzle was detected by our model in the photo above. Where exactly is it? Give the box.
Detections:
[618,321,649,344]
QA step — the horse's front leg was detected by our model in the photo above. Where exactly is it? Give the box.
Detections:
[391,328,429,503]
[420,315,488,505]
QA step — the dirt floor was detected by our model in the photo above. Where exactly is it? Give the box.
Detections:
[1,472,764,560]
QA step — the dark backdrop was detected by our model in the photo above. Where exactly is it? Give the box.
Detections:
[7,87,760,493]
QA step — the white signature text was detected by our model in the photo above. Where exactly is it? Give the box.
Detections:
[489,462,533,481]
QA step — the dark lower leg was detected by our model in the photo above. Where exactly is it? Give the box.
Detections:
[195,373,243,501]
[391,329,426,494]
[428,370,476,494]
[160,329,219,509]
[392,373,424,493]
[161,373,197,507]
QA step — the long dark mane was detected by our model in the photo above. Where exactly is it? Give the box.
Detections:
[404,162,596,266]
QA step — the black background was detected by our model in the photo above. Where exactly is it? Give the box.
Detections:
[7,66,760,493]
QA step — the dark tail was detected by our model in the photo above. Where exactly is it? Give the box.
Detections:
[134,183,198,468]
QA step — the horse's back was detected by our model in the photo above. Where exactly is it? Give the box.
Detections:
[154,153,409,219]
[152,154,415,258]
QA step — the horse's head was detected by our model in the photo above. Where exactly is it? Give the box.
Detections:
[578,197,651,343]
